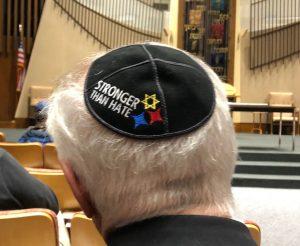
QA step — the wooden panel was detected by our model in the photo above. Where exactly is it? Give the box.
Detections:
[177,0,185,49]
[227,0,236,85]
[71,213,106,246]
[0,0,3,54]
[14,0,18,38]
[0,118,30,128]
[28,169,81,211]
[34,0,39,36]
[21,0,25,40]
[0,209,59,246]
[0,0,45,121]
[0,142,44,168]
[6,0,12,53]
[0,55,16,120]
[27,0,33,53]
[234,123,268,133]
[0,0,16,121]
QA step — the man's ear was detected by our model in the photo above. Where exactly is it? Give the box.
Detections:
[59,160,95,218]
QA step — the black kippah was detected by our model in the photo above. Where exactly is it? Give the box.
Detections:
[84,43,215,139]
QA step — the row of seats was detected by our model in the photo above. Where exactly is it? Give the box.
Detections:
[0,142,60,169]
[245,221,261,246]
[0,140,104,245]
[0,209,260,246]
[27,168,80,211]
[0,142,77,211]
[0,209,106,246]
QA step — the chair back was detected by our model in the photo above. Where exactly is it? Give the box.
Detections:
[245,221,261,246]
[71,212,106,246]
[28,86,53,118]
[0,132,5,142]
[30,86,53,106]
[268,92,294,106]
[0,209,59,246]
[27,168,81,211]
[268,92,296,121]
[0,142,43,168]
[43,144,61,169]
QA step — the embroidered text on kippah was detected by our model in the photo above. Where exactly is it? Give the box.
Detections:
[90,80,140,118]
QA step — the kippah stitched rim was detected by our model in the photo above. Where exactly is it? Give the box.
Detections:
[84,44,216,139]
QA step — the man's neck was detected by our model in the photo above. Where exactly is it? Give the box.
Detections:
[178,206,231,219]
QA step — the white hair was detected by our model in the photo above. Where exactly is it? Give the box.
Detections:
[47,44,237,231]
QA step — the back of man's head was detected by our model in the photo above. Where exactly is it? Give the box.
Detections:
[47,43,236,232]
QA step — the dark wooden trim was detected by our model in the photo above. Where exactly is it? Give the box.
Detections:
[7,0,12,53]
[234,122,298,134]
[0,118,30,128]
[13,0,18,39]
[15,118,31,128]
[34,0,39,36]
[0,120,16,128]
[27,0,33,53]
[227,0,237,85]
[177,0,185,49]
[229,103,295,113]
[0,0,3,54]
[234,123,268,133]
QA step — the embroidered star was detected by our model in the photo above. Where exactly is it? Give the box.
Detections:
[141,94,160,110]
[131,112,148,128]
[148,109,163,125]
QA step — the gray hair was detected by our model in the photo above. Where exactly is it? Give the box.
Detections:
[46,45,237,231]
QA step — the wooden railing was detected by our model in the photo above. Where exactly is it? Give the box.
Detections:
[53,0,166,49]
[250,0,300,69]
[0,0,45,56]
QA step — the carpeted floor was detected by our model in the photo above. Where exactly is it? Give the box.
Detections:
[0,128,26,142]
[233,187,300,246]
[237,133,300,152]
[234,134,300,189]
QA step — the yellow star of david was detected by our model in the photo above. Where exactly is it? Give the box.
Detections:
[141,94,160,110]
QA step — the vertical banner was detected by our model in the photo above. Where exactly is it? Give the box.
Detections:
[183,0,230,81]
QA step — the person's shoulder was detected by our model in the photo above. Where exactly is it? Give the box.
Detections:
[0,147,12,161]
[0,147,6,156]
[0,148,7,164]
[0,147,28,172]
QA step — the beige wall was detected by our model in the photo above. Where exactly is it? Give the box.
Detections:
[166,0,181,47]
[234,0,300,123]
[15,0,102,118]
[232,0,241,123]
[238,33,300,122]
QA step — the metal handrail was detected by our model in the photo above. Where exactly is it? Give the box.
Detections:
[136,0,165,10]
[73,0,163,39]
[53,0,164,49]
[54,0,110,48]
[251,21,300,40]
[250,0,300,70]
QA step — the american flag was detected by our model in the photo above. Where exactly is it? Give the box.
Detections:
[16,41,26,92]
